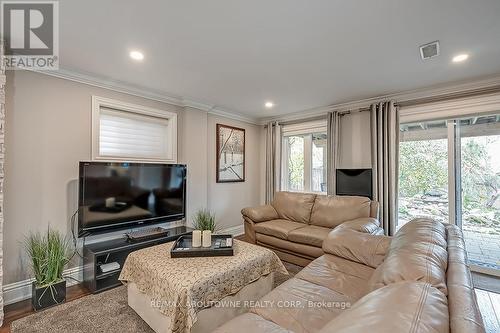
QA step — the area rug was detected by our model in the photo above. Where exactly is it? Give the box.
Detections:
[11,286,154,333]
[11,261,302,333]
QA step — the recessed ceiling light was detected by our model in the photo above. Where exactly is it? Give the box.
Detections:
[452,53,469,63]
[129,50,144,61]
[265,102,274,109]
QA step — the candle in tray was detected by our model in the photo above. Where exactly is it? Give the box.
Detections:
[105,197,115,208]
[202,230,212,248]
[192,230,202,248]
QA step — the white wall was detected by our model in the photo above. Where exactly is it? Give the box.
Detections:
[338,111,372,168]
[3,71,261,287]
[179,107,208,226]
[207,114,261,230]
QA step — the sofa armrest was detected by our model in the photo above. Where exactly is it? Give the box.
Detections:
[241,205,279,223]
[242,217,257,244]
[336,217,383,235]
[322,228,391,268]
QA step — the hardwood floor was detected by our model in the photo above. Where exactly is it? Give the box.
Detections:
[0,284,90,333]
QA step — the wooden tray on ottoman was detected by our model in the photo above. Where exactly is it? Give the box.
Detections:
[170,234,234,258]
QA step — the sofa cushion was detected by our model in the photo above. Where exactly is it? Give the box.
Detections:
[318,282,449,333]
[287,225,331,248]
[241,204,279,223]
[256,234,324,259]
[296,254,375,301]
[271,191,316,224]
[254,219,305,240]
[251,278,352,333]
[213,313,292,333]
[322,228,391,268]
[368,218,449,295]
[310,195,371,228]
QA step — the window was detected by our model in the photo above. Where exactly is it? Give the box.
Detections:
[282,120,327,193]
[92,96,177,162]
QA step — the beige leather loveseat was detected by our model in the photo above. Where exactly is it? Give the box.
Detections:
[215,218,485,333]
[242,191,381,266]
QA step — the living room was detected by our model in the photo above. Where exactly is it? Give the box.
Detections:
[0,1,499,332]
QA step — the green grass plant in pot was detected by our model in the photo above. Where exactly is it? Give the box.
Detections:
[193,209,218,232]
[25,228,72,310]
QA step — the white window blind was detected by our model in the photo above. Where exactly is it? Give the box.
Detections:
[92,96,177,162]
[99,107,171,159]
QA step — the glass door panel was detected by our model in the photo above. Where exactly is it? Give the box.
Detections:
[398,120,449,229]
[459,115,500,271]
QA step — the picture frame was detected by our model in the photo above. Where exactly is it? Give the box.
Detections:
[216,124,245,183]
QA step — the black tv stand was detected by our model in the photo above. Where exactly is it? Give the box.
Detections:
[83,225,192,293]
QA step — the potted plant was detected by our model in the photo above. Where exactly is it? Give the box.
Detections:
[25,228,72,310]
[193,209,218,232]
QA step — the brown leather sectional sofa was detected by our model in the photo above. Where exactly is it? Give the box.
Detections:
[242,191,381,266]
[215,218,485,333]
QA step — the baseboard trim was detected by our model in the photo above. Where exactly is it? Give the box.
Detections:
[2,266,84,306]
[3,225,243,306]
[3,230,495,306]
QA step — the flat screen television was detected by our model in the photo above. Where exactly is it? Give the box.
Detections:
[336,169,373,199]
[78,162,186,237]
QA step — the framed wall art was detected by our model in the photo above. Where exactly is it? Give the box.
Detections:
[216,124,245,183]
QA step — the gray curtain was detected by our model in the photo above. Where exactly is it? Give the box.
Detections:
[0,39,5,326]
[370,101,399,236]
[265,121,281,203]
[326,111,341,195]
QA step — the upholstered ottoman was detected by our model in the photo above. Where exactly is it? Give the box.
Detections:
[119,240,287,333]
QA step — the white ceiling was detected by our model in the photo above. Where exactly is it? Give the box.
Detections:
[58,0,500,118]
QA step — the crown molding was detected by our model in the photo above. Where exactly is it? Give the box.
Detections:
[29,68,260,125]
[30,68,500,127]
[181,99,260,124]
[260,74,500,125]
[33,68,185,106]
[207,106,261,124]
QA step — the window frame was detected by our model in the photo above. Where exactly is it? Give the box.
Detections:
[281,120,327,194]
[91,96,178,163]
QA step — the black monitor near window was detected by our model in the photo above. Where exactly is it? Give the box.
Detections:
[336,169,373,199]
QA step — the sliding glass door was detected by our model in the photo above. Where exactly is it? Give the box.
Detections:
[459,115,500,271]
[399,114,500,274]
[399,120,450,227]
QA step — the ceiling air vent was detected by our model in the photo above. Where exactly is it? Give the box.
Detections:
[420,41,440,60]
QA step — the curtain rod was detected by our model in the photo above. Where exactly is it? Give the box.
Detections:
[275,114,328,127]
[339,102,405,116]
[267,84,500,125]
[338,107,372,116]
[397,85,500,108]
